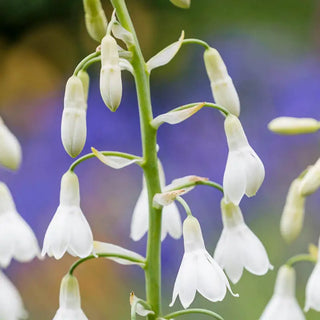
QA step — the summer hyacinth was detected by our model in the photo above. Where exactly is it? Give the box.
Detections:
[214,198,272,284]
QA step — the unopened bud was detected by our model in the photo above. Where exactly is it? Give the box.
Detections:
[0,118,22,171]
[61,76,87,158]
[204,48,240,116]
[268,117,320,135]
[280,178,305,243]
[299,158,320,196]
[100,35,122,111]
[77,70,90,102]
[83,0,107,42]
[169,0,190,9]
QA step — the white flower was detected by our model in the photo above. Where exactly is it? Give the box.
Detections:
[223,114,265,205]
[214,198,272,284]
[61,75,87,158]
[130,162,182,242]
[204,48,240,116]
[0,117,22,171]
[260,265,305,320]
[0,183,40,268]
[100,35,122,112]
[305,237,320,312]
[280,178,306,243]
[0,270,28,320]
[42,171,93,259]
[53,274,88,320]
[170,216,236,309]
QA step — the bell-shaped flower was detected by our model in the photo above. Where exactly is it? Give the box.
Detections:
[130,162,182,242]
[0,183,40,268]
[53,274,88,320]
[61,76,87,158]
[100,34,122,111]
[260,265,305,320]
[204,48,240,116]
[299,158,320,196]
[214,198,272,284]
[170,216,236,309]
[280,178,305,243]
[42,171,93,259]
[0,117,22,171]
[223,114,265,205]
[83,0,107,42]
[268,117,320,135]
[169,0,190,9]
[305,237,320,312]
[0,271,28,320]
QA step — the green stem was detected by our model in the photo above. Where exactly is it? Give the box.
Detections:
[163,308,224,320]
[73,51,100,75]
[68,253,146,275]
[82,56,101,71]
[167,179,223,194]
[110,0,163,318]
[182,38,210,49]
[176,196,192,217]
[69,151,141,172]
[286,254,316,267]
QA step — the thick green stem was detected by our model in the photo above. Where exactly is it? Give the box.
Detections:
[110,0,162,318]
[286,254,316,267]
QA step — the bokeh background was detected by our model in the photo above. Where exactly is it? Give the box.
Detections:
[1,0,320,318]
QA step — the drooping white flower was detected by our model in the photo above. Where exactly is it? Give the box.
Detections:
[299,158,320,196]
[280,178,306,243]
[223,114,265,205]
[204,48,240,116]
[0,270,28,320]
[268,117,320,135]
[305,237,320,312]
[83,0,107,42]
[0,183,40,268]
[42,171,93,259]
[0,117,22,171]
[170,216,236,309]
[214,198,272,284]
[100,34,122,111]
[61,75,87,158]
[260,265,305,320]
[130,162,182,242]
[53,274,88,320]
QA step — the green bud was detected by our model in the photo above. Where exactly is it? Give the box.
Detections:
[169,0,190,9]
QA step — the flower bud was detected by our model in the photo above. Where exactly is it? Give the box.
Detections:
[268,117,320,135]
[299,158,320,196]
[0,118,22,171]
[61,76,87,157]
[204,48,240,116]
[77,70,90,102]
[169,0,190,9]
[280,178,305,243]
[83,0,107,42]
[100,35,122,112]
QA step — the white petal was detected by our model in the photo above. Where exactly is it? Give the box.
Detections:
[153,189,185,207]
[151,103,204,128]
[305,263,320,311]
[93,241,144,265]
[130,186,149,241]
[242,147,265,197]
[196,251,228,302]
[214,230,244,284]
[112,22,134,46]
[53,308,88,320]
[223,151,246,205]
[146,31,184,72]
[170,253,197,309]
[92,148,139,169]
[119,58,134,74]
[162,202,182,240]
[0,213,15,267]
[68,207,93,258]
